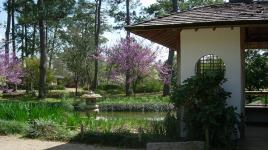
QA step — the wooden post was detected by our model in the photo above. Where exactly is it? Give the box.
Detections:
[176,29,186,138]
[240,27,246,139]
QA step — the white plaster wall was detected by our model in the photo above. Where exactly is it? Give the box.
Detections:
[180,27,242,113]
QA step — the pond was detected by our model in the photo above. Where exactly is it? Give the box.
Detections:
[97,111,168,121]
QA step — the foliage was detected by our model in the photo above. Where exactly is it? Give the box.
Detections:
[0,52,23,86]
[105,37,156,94]
[0,120,28,135]
[97,84,125,95]
[0,102,66,122]
[135,77,163,93]
[171,73,238,149]
[108,0,145,29]
[24,57,55,90]
[145,0,224,18]
[156,63,172,85]
[27,119,71,140]
[245,50,268,91]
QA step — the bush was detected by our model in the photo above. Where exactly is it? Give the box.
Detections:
[48,85,66,90]
[27,119,70,140]
[97,84,124,95]
[135,78,162,93]
[47,91,66,98]
[0,120,28,135]
[171,73,238,149]
[2,92,25,99]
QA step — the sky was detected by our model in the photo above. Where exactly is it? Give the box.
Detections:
[0,0,168,61]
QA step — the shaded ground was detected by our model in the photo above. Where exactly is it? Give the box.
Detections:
[238,124,268,150]
[0,136,141,150]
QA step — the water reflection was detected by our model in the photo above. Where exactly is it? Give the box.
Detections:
[81,112,168,121]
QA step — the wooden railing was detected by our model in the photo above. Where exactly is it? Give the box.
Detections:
[245,91,268,106]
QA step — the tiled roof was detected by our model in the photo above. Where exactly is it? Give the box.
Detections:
[126,2,268,30]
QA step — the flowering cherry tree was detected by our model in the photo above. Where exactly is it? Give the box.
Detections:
[156,62,172,85]
[105,37,156,94]
[0,51,23,91]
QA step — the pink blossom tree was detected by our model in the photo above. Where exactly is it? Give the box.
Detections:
[105,37,156,95]
[0,50,23,92]
[156,62,172,85]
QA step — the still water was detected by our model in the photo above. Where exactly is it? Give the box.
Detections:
[97,112,168,120]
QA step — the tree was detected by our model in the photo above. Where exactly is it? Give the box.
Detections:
[92,0,103,91]
[108,0,144,96]
[105,37,156,94]
[37,0,46,98]
[60,0,107,95]
[4,0,12,63]
[0,51,23,91]
[245,50,268,91]
[162,0,178,96]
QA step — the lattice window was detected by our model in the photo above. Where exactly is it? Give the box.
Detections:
[196,54,226,75]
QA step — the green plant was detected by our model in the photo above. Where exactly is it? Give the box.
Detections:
[171,73,238,149]
[0,120,28,135]
[97,84,125,95]
[48,85,66,90]
[135,77,163,93]
[26,119,71,140]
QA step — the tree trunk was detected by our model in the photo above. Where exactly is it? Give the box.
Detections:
[11,0,16,59]
[163,51,174,96]
[75,73,79,96]
[25,25,29,57]
[48,27,58,69]
[125,0,131,96]
[32,24,36,57]
[162,0,178,96]
[92,0,102,91]
[5,0,11,63]
[38,0,47,99]
[21,25,25,63]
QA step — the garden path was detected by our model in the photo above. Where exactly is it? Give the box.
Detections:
[0,136,141,150]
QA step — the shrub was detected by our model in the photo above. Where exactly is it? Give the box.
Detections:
[24,58,56,91]
[2,92,25,99]
[0,120,28,135]
[48,85,66,90]
[26,119,70,140]
[97,84,124,95]
[171,73,238,149]
[47,91,66,98]
[135,78,163,93]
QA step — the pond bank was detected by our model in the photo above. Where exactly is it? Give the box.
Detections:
[99,104,174,112]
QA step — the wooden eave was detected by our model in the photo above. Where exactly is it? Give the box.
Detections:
[125,2,268,50]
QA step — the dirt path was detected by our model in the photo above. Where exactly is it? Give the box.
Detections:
[0,136,141,150]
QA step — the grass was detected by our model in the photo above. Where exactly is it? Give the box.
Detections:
[99,95,170,105]
[0,96,177,148]
[247,96,268,105]
[0,101,159,132]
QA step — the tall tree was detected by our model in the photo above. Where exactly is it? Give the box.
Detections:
[38,0,47,98]
[60,0,102,95]
[11,0,16,58]
[125,0,131,96]
[5,0,12,63]
[92,0,103,91]
[108,0,143,96]
[162,0,178,96]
